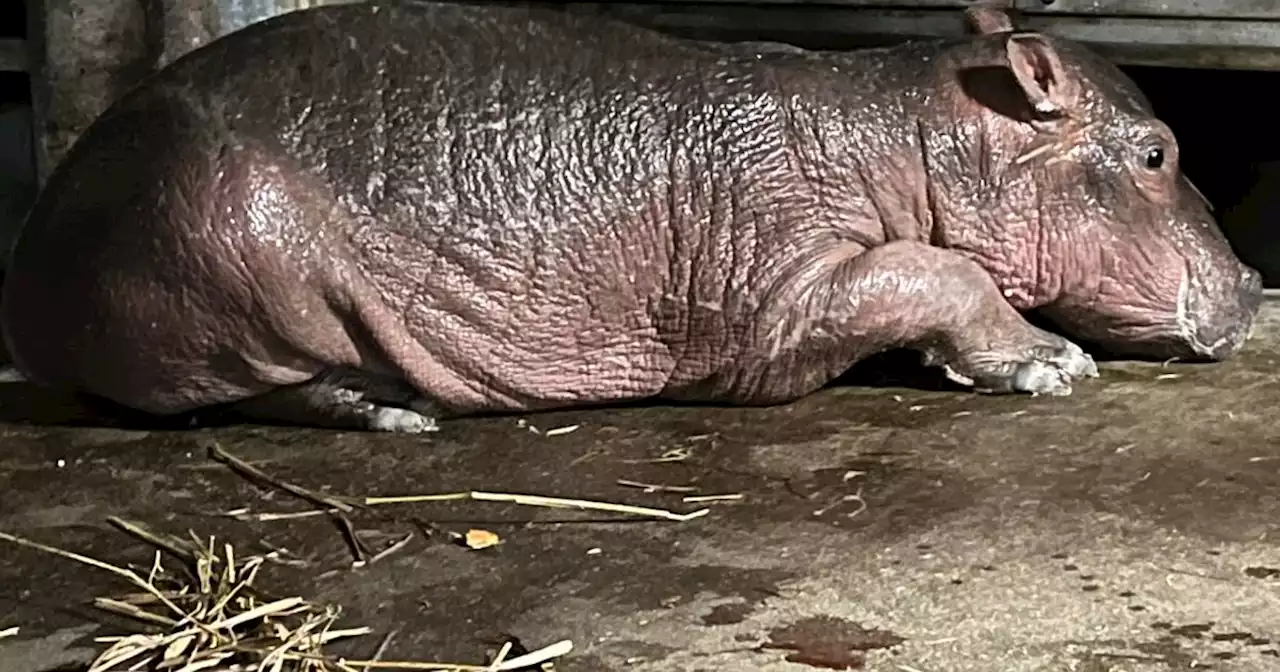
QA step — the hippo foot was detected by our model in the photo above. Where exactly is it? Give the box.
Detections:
[332,386,439,433]
[364,404,440,433]
[232,374,441,433]
[927,333,1099,396]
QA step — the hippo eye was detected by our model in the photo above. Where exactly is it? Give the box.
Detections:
[1144,146,1165,171]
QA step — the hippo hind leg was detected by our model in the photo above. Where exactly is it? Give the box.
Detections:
[231,369,442,434]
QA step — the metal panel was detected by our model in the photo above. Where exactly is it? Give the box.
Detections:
[1017,0,1280,20]
[627,0,977,6]
[25,0,48,181]
[613,5,1280,70]
[617,0,1280,19]
[214,0,360,34]
[149,0,354,70]
[1020,15,1280,50]
[1020,14,1280,69]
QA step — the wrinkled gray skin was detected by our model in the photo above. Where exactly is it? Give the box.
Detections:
[0,2,1262,432]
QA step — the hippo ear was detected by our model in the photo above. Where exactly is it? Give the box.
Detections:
[1004,33,1080,118]
[965,4,1015,35]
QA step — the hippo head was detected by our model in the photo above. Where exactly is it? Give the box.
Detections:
[922,7,1262,361]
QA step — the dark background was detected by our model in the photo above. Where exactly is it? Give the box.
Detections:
[0,0,27,104]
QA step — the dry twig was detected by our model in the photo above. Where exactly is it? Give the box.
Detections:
[207,443,355,513]
[615,479,698,494]
[364,491,708,522]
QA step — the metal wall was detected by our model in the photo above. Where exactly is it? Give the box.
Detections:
[604,0,1280,71]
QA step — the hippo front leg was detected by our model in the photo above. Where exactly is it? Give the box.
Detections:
[853,242,1096,395]
[735,240,1098,401]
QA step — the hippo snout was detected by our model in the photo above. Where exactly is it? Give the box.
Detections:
[1180,262,1263,360]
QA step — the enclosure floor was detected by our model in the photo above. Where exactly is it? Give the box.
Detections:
[4,304,1280,672]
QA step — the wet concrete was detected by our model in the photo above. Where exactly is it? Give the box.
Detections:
[3,305,1280,672]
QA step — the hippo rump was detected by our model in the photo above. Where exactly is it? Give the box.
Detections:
[0,1,1262,432]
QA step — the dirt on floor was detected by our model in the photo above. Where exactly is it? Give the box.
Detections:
[4,304,1280,672]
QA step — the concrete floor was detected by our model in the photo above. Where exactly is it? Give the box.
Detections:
[3,305,1280,672]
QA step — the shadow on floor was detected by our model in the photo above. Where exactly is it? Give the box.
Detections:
[0,348,971,432]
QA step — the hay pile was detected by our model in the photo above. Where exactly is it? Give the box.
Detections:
[1,441,728,671]
[1,524,570,672]
[88,534,371,672]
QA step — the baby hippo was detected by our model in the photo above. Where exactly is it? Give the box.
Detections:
[0,2,1261,432]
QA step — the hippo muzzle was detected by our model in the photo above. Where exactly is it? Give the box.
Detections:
[1178,259,1263,360]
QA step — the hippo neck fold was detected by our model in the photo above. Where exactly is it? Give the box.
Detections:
[906,47,1054,312]
[769,49,940,251]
